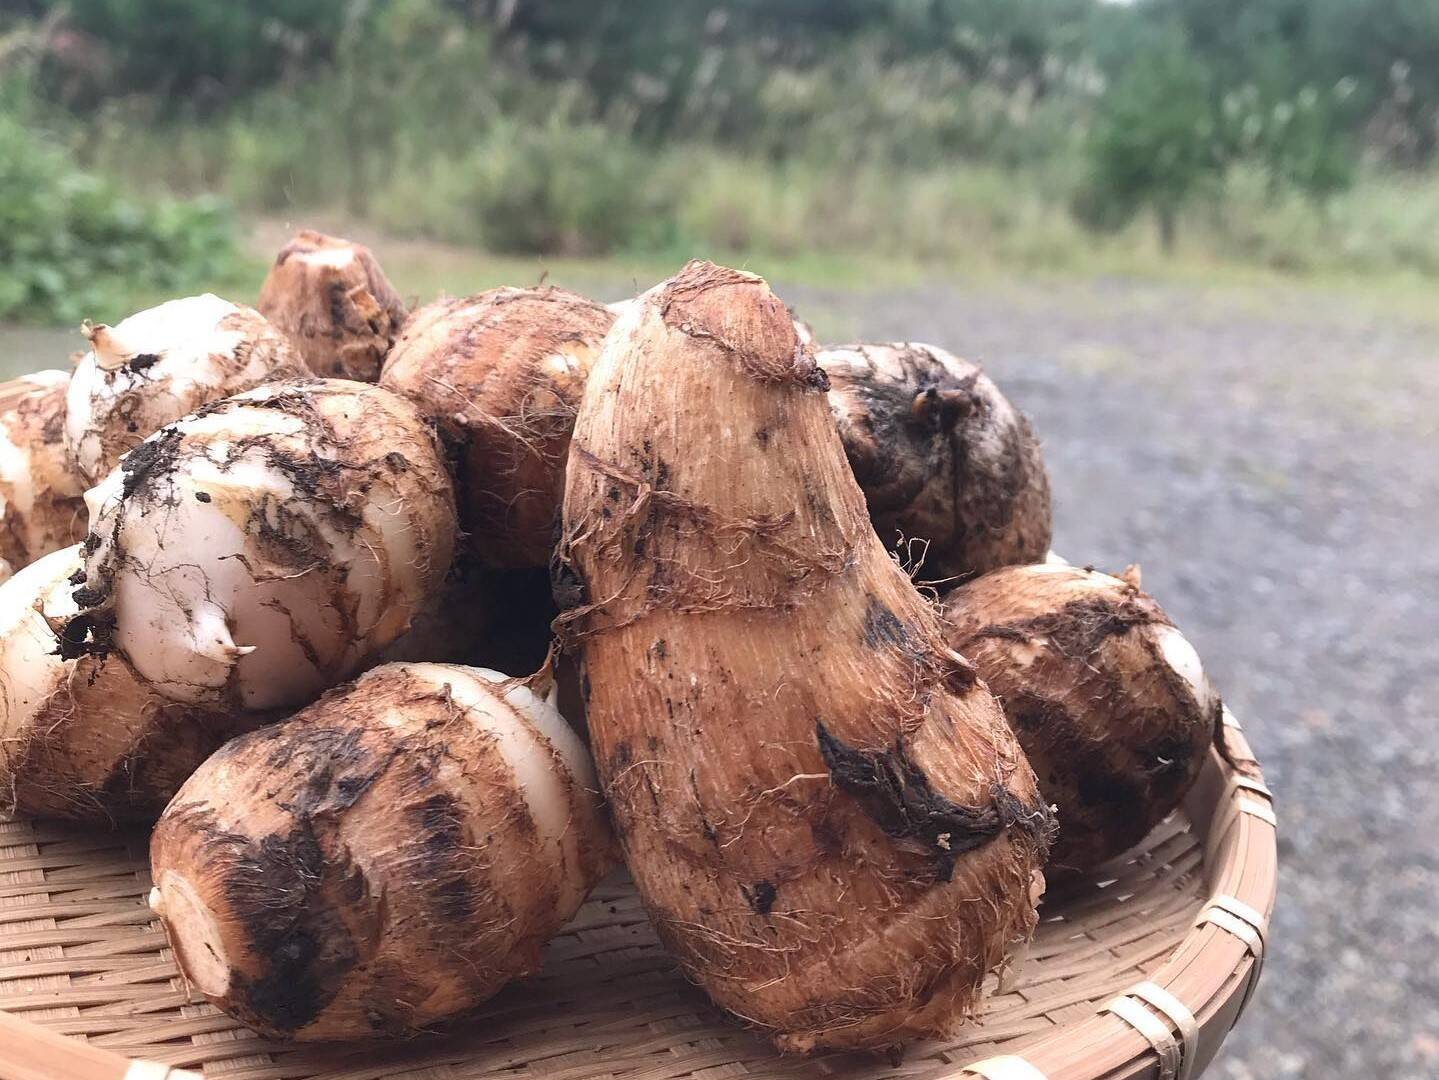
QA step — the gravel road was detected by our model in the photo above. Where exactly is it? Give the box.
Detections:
[3,273,1435,1077]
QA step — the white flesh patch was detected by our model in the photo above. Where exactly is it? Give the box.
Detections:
[408,664,571,859]
[301,247,357,270]
[1156,624,1215,711]
[412,663,594,914]
[152,872,232,997]
[0,547,77,742]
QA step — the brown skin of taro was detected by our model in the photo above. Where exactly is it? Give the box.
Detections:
[821,343,1051,586]
[557,261,1052,1052]
[941,564,1219,876]
[257,230,408,382]
[381,287,615,568]
[5,655,262,822]
[149,664,612,1041]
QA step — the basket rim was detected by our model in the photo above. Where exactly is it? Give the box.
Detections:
[0,708,1276,1080]
[950,708,1276,1080]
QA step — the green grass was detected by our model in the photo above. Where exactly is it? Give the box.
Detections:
[13,208,1439,339]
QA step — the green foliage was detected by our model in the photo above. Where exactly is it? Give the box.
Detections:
[1223,83,1355,200]
[1311,0,1439,165]
[379,118,673,256]
[1076,38,1219,248]
[43,0,347,106]
[8,0,1439,288]
[0,106,236,322]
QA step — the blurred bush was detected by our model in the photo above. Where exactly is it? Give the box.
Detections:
[38,0,347,108]
[5,0,1439,279]
[0,94,236,322]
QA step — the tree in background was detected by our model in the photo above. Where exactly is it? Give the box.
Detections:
[1075,0,1362,251]
[1311,0,1439,166]
[36,0,347,109]
[1074,36,1218,252]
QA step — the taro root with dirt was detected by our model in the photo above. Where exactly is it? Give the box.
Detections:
[941,562,1221,875]
[148,661,614,1040]
[257,229,408,382]
[555,261,1053,1052]
[381,286,615,568]
[821,343,1051,584]
[65,294,305,485]
[64,380,457,711]
[0,546,258,821]
[0,370,86,567]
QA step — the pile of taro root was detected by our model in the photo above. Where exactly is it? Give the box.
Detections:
[0,232,1238,1052]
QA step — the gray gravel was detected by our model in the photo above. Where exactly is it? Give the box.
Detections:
[784,277,1439,1080]
[3,274,1436,1076]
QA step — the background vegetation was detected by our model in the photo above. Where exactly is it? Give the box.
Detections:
[3,0,1439,321]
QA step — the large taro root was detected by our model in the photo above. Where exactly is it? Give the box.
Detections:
[149,661,614,1040]
[66,380,457,711]
[820,343,1051,584]
[0,370,86,567]
[64,293,304,485]
[257,229,408,381]
[556,261,1052,1052]
[381,287,615,568]
[941,562,1221,874]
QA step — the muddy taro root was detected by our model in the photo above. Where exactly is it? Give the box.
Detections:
[820,342,1051,584]
[65,293,304,485]
[65,380,456,711]
[0,370,86,567]
[381,286,615,568]
[0,546,257,821]
[942,562,1222,874]
[149,661,614,1040]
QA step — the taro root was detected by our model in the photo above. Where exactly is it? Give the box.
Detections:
[149,661,614,1040]
[0,370,86,567]
[941,562,1221,874]
[65,294,304,485]
[257,229,408,381]
[556,261,1052,1052]
[65,380,457,711]
[380,287,615,568]
[0,546,256,821]
[820,342,1051,583]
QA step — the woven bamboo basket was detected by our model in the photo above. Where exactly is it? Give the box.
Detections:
[0,378,1275,1080]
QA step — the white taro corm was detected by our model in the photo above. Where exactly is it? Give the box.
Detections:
[65,294,304,485]
[67,380,458,711]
